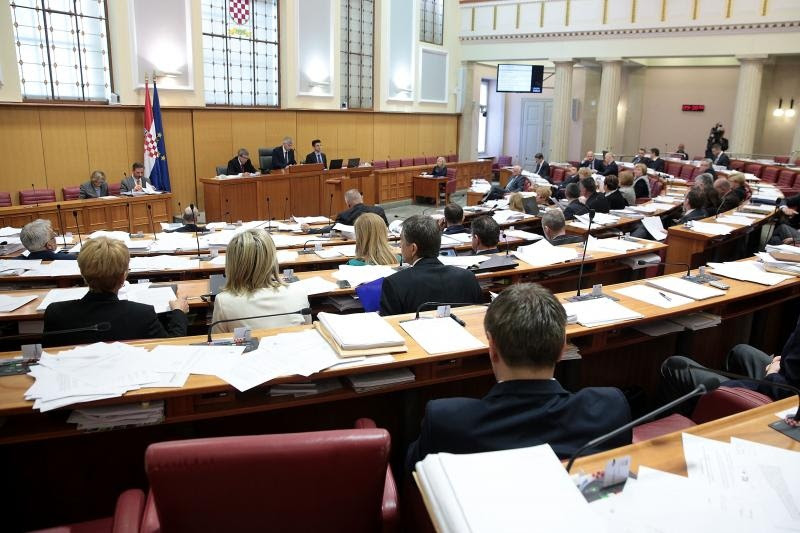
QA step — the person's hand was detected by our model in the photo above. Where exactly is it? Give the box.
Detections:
[765,356,781,376]
[781,206,798,217]
[242,172,250,177]
[169,297,189,313]
[133,184,143,192]
[437,218,446,231]
[783,237,798,246]
[578,197,587,204]
[301,223,311,232]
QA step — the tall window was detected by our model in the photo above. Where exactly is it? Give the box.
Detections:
[201,0,279,106]
[341,0,373,109]
[478,80,488,154]
[419,0,443,45]
[10,0,112,101]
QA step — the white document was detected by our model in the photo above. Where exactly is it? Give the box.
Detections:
[0,227,20,237]
[0,294,38,312]
[292,215,330,225]
[21,260,81,277]
[36,287,89,311]
[315,249,344,259]
[689,221,736,236]
[614,284,694,309]
[503,229,542,242]
[291,276,339,295]
[437,255,491,269]
[440,233,472,248]
[332,265,396,286]
[633,320,687,337]
[586,236,644,253]
[119,285,176,313]
[561,298,643,328]
[646,277,725,300]
[317,311,405,350]
[513,239,578,267]
[715,215,753,226]
[708,261,793,286]
[642,216,668,241]
[399,317,486,355]
[276,250,299,263]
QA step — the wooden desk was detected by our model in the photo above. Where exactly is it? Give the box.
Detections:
[413,175,448,206]
[0,194,172,234]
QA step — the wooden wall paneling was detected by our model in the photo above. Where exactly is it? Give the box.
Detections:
[84,110,130,184]
[316,114,343,161]
[230,112,268,164]
[83,203,113,233]
[372,114,395,161]
[263,110,298,149]
[108,204,131,232]
[352,113,375,164]
[192,110,233,208]
[0,109,46,202]
[160,110,197,216]
[290,175,322,216]
[38,109,91,200]
[122,109,143,170]
[417,115,435,161]
[295,112,320,160]
[258,175,292,220]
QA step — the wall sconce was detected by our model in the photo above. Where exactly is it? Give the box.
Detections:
[773,98,784,117]
[786,99,796,118]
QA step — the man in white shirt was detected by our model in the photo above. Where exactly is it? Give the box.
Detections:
[120,162,151,193]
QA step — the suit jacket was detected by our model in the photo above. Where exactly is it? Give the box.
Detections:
[601,161,619,176]
[431,165,448,177]
[631,156,649,166]
[24,250,78,260]
[677,208,708,225]
[120,176,151,193]
[675,150,689,160]
[505,174,527,193]
[549,233,584,246]
[712,153,730,168]
[474,248,499,255]
[585,191,610,213]
[307,203,389,234]
[563,199,589,220]
[305,151,328,168]
[633,177,651,199]
[443,224,467,235]
[405,379,631,472]
[43,291,187,348]
[649,158,665,173]
[605,189,628,210]
[715,192,741,215]
[534,161,550,180]
[226,157,257,175]
[786,194,800,210]
[79,181,109,199]
[271,147,297,169]
[379,257,483,316]
[580,159,605,173]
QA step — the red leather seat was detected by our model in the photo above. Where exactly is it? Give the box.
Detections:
[372,160,387,169]
[649,178,662,197]
[550,167,565,184]
[446,153,458,163]
[777,169,797,188]
[690,165,705,179]
[743,163,763,178]
[62,186,81,201]
[425,156,437,165]
[108,183,121,196]
[760,166,780,183]
[19,188,56,205]
[413,157,427,166]
[400,157,414,167]
[729,160,745,171]
[29,489,146,533]
[493,155,512,170]
[443,168,458,204]
[774,156,789,164]
[665,161,681,176]
[387,159,401,169]
[0,192,11,207]
[679,164,694,180]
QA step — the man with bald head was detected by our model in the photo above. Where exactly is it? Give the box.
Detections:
[580,150,604,173]
[713,177,741,214]
[505,165,528,193]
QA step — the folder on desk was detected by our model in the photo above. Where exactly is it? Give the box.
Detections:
[316,312,407,357]
[646,277,725,300]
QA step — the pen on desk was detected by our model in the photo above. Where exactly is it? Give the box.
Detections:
[450,313,466,327]
[658,291,672,302]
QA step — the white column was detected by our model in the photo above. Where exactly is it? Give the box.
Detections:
[458,62,478,161]
[549,60,574,163]
[790,107,800,163]
[595,59,623,153]
[729,56,767,156]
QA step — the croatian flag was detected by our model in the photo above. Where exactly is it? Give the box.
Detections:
[143,81,171,191]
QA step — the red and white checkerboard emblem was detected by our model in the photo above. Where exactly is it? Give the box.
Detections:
[229,0,250,25]
[144,131,159,159]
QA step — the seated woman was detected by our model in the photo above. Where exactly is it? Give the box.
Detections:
[535,185,553,206]
[604,175,629,210]
[213,229,310,333]
[508,192,524,213]
[727,172,751,202]
[618,170,636,206]
[431,156,448,177]
[348,213,399,266]
[632,163,651,198]
[43,237,188,347]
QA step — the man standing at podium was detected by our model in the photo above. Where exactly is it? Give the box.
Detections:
[304,139,328,169]
[226,148,257,175]
[272,137,297,169]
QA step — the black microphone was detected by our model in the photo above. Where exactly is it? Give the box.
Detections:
[201,308,313,352]
[567,209,595,301]
[565,382,719,472]
[146,203,157,241]
[55,204,67,247]
[189,203,210,261]
[763,198,784,246]
[72,210,83,247]
[326,193,334,238]
[31,183,38,207]
[224,198,229,221]
[266,196,272,232]
[637,259,691,278]
[283,196,289,221]
[715,190,733,218]
[299,239,329,254]
[502,231,510,256]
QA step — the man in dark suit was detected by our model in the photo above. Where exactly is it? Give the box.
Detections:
[304,139,327,168]
[713,177,741,215]
[380,215,483,316]
[439,203,467,234]
[226,148,257,175]
[710,143,730,168]
[603,175,628,210]
[470,215,500,255]
[79,170,109,199]
[631,148,649,166]
[533,153,550,181]
[555,165,580,199]
[43,237,188,347]
[405,282,631,471]
[120,162,152,193]
[303,189,387,234]
[675,143,689,160]
[676,187,708,224]
[541,210,583,245]
[601,152,619,177]
[649,147,665,173]
[165,206,205,233]
[19,219,77,260]
[579,151,604,173]
[271,137,297,169]
[580,177,610,213]
[562,183,589,220]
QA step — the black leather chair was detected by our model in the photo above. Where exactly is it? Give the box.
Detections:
[216,166,227,176]
[258,148,273,173]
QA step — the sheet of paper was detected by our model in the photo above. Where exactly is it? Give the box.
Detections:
[513,239,578,267]
[400,317,487,355]
[332,265,396,286]
[587,236,644,252]
[689,221,736,236]
[0,294,38,312]
[503,229,542,242]
[715,215,753,226]
[317,311,405,350]
[36,287,89,311]
[708,261,793,286]
[119,286,176,313]
[646,277,725,300]
[437,255,491,268]
[561,298,644,327]
[276,250,299,263]
[291,276,339,295]
[642,216,667,240]
[614,284,694,309]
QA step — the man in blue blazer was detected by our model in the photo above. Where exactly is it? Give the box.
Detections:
[406,283,631,472]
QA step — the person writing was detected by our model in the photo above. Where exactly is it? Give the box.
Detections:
[212,229,310,333]
[120,162,151,193]
[79,170,109,199]
[226,148,257,175]
[347,213,399,266]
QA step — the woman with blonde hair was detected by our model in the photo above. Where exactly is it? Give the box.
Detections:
[632,163,651,198]
[618,170,636,206]
[535,185,553,206]
[508,192,524,212]
[348,213,398,266]
[213,229,309,333]
[727,172,751,201]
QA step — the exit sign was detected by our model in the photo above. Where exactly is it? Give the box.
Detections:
[682,104,705,112]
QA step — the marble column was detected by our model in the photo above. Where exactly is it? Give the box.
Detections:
[595,59,623,153]
[729,56,767,156]
[549,60,574,163]
[458,62,479,162]
[790,107,800,162]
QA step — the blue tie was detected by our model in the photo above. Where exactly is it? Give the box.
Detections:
[317,153,321,164]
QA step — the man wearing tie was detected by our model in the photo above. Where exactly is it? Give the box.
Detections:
[120,162,151,193]
[710,143,730,169]
[579,150,604,173]
[304,139,328,168]
[271,137,297,169]
[226,148,257,175]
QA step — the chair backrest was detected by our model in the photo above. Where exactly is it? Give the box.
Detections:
[19,188,56,205]
[649,178,663,197]
[108,182,121,196]
[690,166,705,179]
[760,166,779,183]
[62,186,81,201]
[743,163,763,178]
[497,155,512,167]
[425,156,438,165]
[216,165,227,176]
[387,159,401,168]
[372,160,387,169]
[259,154,273,172]
[774,156,789,164]
[729,160,745,171]
[355,277,385,312]
[778,169,797,187]
[679,164,694,180]
[258,147,270,157]
[550,167,565,184]
[400,157,414,167]
[145,429,391,533]
[446,153,458,163]
[413,156,427,166]
[691,386,772,425]
[665,161,682,176]
[446,167,457,180]
[0,191,11,207]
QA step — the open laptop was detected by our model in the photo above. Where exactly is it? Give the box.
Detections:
[522,197,540,216]
[347,158,360,168]
[329,159,344,169]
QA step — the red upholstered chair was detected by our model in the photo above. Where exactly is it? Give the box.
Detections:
[400,157,414,167]
[19,188,56,205]
[387,159,401,169]
[679,164,695,180]
[777,169,797,189]
[425,156,438,165]
[493,155,512,171]
[743,163,763,178]
[446,153,458,163]
[372,160,387,169]
[550,167,565,184]
[443,167,458,204]
[774,156,789,164]
[0,192,11,207]
[108,183,121,196]
[690,166,705,180]
[794,158,800,166]
[29,489,146,533]
[665,161,681,176]
[729,160,745,171]
[760,166,780,183]
[413,157,427,166]
[648,178,663,198]
[62,186,81,201]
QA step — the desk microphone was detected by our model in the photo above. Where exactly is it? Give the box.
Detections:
[190,203,210,261]
[299,239,329,255]
[55,204,67,247]
[326,193,334,238]
[200,308,312,352]
[224,198,230,222]
[410,301,486,326]
[636,260,720,283]
[146,204,158,241]
[502,231,510,256]
[31,183,38,207]
[283,196,289,221]
[565,382,718,472]
[266,196,273,232]
[566,209,595,302]
[72,210,83,247]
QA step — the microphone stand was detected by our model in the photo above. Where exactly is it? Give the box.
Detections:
[566,209,606,302]
[266,196,273,233]
[196,308,312,353]
[298,239,328,255]
[326,193,334,238]
[55,204,68,248]
[283,196,289,221]
[190,203,211,261]
[407,301,487,326]
[72,211,83,248]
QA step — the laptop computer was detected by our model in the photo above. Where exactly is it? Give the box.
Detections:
[329,159,343,169]
[347,158,360,168]
[522,197,540,215]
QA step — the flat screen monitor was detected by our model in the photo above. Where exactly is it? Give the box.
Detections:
[329,159,344,169]
[496,64,544,93]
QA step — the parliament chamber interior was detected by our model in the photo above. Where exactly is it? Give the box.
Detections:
[1,0,799,531]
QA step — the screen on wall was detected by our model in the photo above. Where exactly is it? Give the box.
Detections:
[496,64,544,93]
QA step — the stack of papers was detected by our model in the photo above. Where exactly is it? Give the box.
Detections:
[562,343,581,361]
[503,229,542,242]
[291,276,339,295]
[20,261,81,277]
[715,215,753,226]
[441,233,473,248]
[642,216,667,240]
[708,260,793,285]
[399,317,486,355]
[117,284,176,313]
[562,298,644,327]
[513,239,578,267]
[438,255,491,269]
[688,221,735,236]
[269,379,343,397]
[67,402,164,430]
[667,312,722,330]
[0,259,39,276]
[492,210,528,224]
[633,320,687,337]
[619,252,660,270]
[129,255,199,271]
[646,277,725,300]
[317,312,406,353]
[346,368,415,392]
[756,252,800,276]
[739,203,776,215]
[292,216,331,225]
[586,236,644,253]
[0,294,37,312]
[315,244,357,259]
[573,212,620,228]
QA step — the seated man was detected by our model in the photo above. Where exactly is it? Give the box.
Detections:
[696,159,716,179]
[304,139,327,168]
[79,170,108,199]
[405,283,631,471]
[542,209,583,245]
[533,153,550,181]
[562,183,589,220]
[601,152,619,177]
[710,143,730,168]
[604,175,628,210]
[43,237,188,347]
[579,150,604,173]
[439,203,467,234]
[555,165,580,199]
[271,137,297,169]
[631,187,707,239]
[504,165,528,193]
[580,176,610,213]
[649,147,665,173]
[661,313,800,403]
[675,143,689,160]
[166,206,204,233]
[769,195,800,245]
[304,189,388,233]
[380,215,483,316]
[631,148,649,166]
[713,177,741,214]
[226,148,257,175]
[120,162,151,193]
[470,215,500,255]
[19,219,77,260]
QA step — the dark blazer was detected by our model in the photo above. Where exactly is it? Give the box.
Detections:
[715,192,741,215]
[443,224,467,235]
[474,248,499,255]
[677,208,708,225]
[533,161,550,180]
[601,161,619,176]
[675,150,688,160]
[305,151,328,168]
[25,250,78,260]
[166,223,204,233]
[649,158,665,173]
[505,174,528,193]
[431,165,448,177]
[226,156,257,175]
[631,155,649,166]
[786,194,800,209]
[405,379,631,472]
[605,190,628,210]
[585,192,610,213]
[633,177,651,198]
[307,203,388,234]
[120,176,151,193]
[379,257,483,316]
[563,199,589,220]
[712,153,731,168]
[549,233,584,246]
[79,181,109,199]
[43,291,187,348]
[580,159,604,173]
[271,147,297,169]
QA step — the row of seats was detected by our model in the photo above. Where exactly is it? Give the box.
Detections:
[372,154,459,170]
[0,183,124,207]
